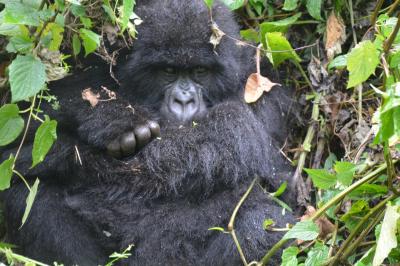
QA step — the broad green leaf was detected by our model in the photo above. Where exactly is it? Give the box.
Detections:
[70,4,85,17]
[281,246,299,266]
[9,55,46,102]
[240,29,259,43]
[306,0,322,20]
[21,178,40,227]
[102,0,116,22]
[304,168,337,189]
[221,0,245,10]
[283,220,319,241]
[47,23,64,51]
[283,0,298,11]
[0,155,14,190]
[79,29,101,56]
[348,184,388,199]
[260,13,301,34]
[6,35,33,53]
[0,104,24,146]
[373,205,400,266]
[32,117,57,168]
[0,11,21,36]
[203,0,214,8]
[72,33,81,56]
[347,41,380,88]
[3,2,52,26]
[304,242,329,266]
[355,247,375,266]
[264,32,301,67]
[334,161,356,186]
[340,200,369,231]
[121,0,135,31]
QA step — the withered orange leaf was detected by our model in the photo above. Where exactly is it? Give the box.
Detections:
[244,73,280,103]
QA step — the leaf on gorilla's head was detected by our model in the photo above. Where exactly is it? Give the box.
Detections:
[244,73,280,103]
[210,22,225,49]
[82,87,100,107]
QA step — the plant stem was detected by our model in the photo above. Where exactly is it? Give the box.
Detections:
[384,12,400,54]
[371,0,384,25]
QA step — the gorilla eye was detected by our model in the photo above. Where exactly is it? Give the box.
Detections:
[193,67,208,75]
[163,67,177,75]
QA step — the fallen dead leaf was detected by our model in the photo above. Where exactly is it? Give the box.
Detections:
[244,73,280,103]
[325,12,346,60]
[82,88,100,107]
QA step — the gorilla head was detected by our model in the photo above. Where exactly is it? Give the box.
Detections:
[118,0,252,124]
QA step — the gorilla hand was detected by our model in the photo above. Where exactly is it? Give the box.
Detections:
[106,120,160,158]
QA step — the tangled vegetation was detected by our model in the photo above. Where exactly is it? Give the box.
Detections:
[0,0,399,265]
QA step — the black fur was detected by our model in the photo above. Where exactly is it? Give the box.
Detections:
[1,1,296,265]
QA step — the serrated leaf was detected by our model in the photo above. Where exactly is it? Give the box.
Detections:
[9,55,46,102]
[6,35,33,53]
[79,29,100,56]
[283,0,298,11]
[264,32,301,67]
[32,117,57,168]
[21,178,40,227]
[0,155,14,190]
[0,104,24,146]
[203,0,214,8]
[283,220,319,241]
[304,168,337,189]
[221,0,245,10]
[304,242,329,266]
[328,55,347,70]
[3,2,52,26]
[281,246,299,266]
[347,41,380,88]
[306,0,322,20]
[334,161,356,186]
[373,205,400,266]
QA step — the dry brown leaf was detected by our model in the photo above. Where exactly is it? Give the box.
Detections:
[325,12,346,60]
[210,22,225,49]
[82,88,100,107]
[298,206,335,244]
[244,73,280,103]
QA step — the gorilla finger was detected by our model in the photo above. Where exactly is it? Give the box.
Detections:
[120,132,136,156]
[147,120,161,137]
[134,125,151,147]
[107,139,122,158]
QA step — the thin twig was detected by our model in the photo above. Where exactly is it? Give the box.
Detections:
[371,0,384,25]
[384,12,400,54]
[14,96,36,163]
[227,177,258,266]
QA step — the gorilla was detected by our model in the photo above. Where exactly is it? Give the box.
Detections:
[1,0,296,265]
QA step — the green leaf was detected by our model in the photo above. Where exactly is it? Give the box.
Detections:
[47,23,64,51]
[221,0,245,10]
[264,32,301,67]
[262,219,275,230]
[79,29,101,56]
[72,33,81,56]
[304,168,337,189]
[260,13,301,34]
[121,0,135,31]
[328,55,347,70]
[6,34,33,53]
[240,29,259,43]
[3,2,52,26]
[347,41,380,88]
[203,0,214,9]
[373,205,400,266]
[32,117,57,168]
[304,242,329,266]
[283,0,298,11]
[21,178,40,227]
[281,246,299,266]
[348,184,388,199]
[283,220,319,241]
[0,155,14,190]
[0,104,24,146]
[354,247,375,266]
[9,55,46,103]
[271,181,287,197]
[306,0,322,20]
[334,161,356,186]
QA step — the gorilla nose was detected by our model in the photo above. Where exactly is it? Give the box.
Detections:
[169,89,198,121]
